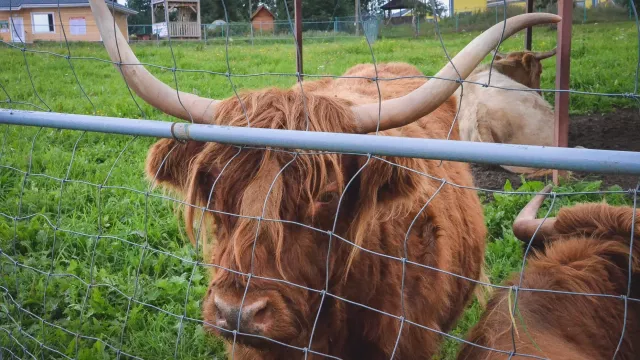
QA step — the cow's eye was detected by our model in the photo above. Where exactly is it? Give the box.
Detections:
[318,192,338,204]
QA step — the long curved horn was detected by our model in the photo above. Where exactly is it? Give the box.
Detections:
[350,13,561,133]
[533,47,557,60]
[512,184,558,245]
[89,0,218,123]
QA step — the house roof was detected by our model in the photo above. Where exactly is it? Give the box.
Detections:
[381,0,410,10]
[0,0,138,14]
[250,4,273,20]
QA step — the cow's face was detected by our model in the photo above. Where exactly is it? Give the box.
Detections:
[196,147,353,348]
[143,90,417,350]
[492,50,555,93]
[144,90,425,351]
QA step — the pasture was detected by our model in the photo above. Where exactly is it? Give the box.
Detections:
[0,20,638,359]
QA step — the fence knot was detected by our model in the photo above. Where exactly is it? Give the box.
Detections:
[170,122,189,144]
[170,67,177,73]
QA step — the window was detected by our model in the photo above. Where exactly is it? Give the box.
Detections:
[0,20,8,33]
[69,17,86,35]
[32,12,54,33]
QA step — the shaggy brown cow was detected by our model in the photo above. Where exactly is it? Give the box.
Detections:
[455,49,561,177]
[88,0,560,358]
[457,185,640,359]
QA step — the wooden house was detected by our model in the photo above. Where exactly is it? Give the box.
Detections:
[0,0,136,43]
[250,4,273,33]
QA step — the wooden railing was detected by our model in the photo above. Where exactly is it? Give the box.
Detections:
[168,22,200,37]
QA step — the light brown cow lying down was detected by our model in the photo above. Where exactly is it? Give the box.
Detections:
[457,185,640,359]
[454,49,563,177]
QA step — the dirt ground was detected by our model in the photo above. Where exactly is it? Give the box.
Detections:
[469,108,640,191]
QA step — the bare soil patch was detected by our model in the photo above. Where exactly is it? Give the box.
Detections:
[469,108,640,191]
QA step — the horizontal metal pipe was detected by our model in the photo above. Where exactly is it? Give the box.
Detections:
[1,109,640,175]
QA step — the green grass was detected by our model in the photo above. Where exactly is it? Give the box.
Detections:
[0,20,638,359]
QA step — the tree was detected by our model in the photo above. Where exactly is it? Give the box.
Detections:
[613,0,639,11]
[424,0,446,17]
[263,0,352,20]
[401,0,445,37]
[199,0,247,23]
[126,0,151,25]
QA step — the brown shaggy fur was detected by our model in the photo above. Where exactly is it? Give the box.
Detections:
[457,203,640,360]
[145,62,487,359]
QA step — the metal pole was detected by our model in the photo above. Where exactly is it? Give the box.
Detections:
[151,1,155,26]
[553,0,573,184]
[249,0,254,45]
[196,0,201,39]
[164,0,169,38]
[2,110,640,175]
[294,0,303,78]
[525,0,534,50]
[355,0,360,36]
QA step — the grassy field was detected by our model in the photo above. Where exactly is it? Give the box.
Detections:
[0,21,638,359]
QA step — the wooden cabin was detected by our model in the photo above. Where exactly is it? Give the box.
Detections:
[0,0,136,43]
[250,5,274,33]
[151,0,201,39]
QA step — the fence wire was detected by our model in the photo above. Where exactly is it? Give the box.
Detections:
[1,0,640,359]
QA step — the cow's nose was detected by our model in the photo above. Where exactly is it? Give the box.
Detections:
[214,296,269,335]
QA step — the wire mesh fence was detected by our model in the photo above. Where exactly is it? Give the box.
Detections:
[1,0,640,359]
[121,1,635,43]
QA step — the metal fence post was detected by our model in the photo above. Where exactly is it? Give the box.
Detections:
[525,0,534,50]
[294,0,303,78]
[553,0,573,184]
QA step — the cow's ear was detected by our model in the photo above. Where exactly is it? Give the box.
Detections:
[521,53,536,71]
[145,139,207,192]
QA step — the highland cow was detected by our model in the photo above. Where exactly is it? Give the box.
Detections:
[88,0,560,358]
[454,49,560,176]
[458,185,640,359]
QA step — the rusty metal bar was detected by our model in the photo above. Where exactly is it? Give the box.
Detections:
[553,0,573,184]
[525,0,534,50]
[294,0,303,77]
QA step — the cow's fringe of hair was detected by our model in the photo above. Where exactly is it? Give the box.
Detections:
[181,88,361,280]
